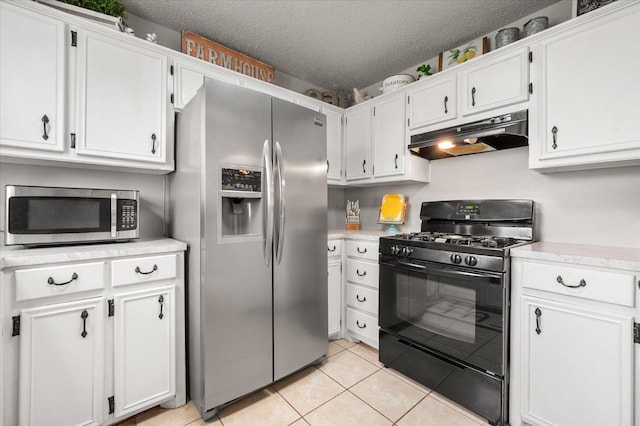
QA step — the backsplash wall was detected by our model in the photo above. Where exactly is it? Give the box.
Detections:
[0,163,166,239]
[330,147,640,248]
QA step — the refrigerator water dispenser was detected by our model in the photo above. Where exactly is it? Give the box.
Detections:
[219,166,262,237]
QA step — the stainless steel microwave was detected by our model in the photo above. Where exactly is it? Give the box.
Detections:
[4,185,139,246]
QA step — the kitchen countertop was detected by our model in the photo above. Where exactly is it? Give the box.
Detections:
[511,242,640,271]
[328,229,404,241]
[0,238,187,270]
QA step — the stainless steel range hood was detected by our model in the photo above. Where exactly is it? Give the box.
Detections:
[409,110,528,160]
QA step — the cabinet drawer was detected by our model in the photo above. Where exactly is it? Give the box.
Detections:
[346,307,378,342]
[327,239,342,257]
[112,254,177,287]
[15,261,106,302]
[346,283,378,316]
[346,259,379,289]
[346,240,379,261]
[522,261,635,307]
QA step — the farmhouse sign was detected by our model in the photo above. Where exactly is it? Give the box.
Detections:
[182,31,275,83]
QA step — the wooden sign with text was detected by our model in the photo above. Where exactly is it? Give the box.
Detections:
[182,31,275,83]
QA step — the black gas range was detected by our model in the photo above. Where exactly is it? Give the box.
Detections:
[378,199,535,426]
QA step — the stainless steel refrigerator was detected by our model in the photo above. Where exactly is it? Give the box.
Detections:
[168,78,328,419]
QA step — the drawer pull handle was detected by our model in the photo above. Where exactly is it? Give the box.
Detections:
[556,275,586,288]
[535,307,542,335]
[357,247,367,254]
[48,272,78,286]
[328,245,336,252]
[135,264,158,275]
[158,295,165,320]
[356,320,366,329]
[356,269,367,277]
[81,310,89,338]
[356,294,366,302]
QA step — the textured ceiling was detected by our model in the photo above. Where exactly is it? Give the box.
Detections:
[122,0,560,91]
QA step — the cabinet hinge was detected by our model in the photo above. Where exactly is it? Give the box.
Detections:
[70,133,76,149]
[407,118,410,127]
[108,396,115,415]
[634,323,640,344]
[170,93,174,104]
[170,64,174,76]
[529,51,533,63]
[11,315,20,337]
[407,95,410,105]
[373,107,376,117]
[529,82,533,94]
[71,30,77,47]
[108,299,115,317]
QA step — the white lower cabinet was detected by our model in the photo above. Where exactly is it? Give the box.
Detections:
[19,297,104,426]
[0,242,186,426]
[113,286,175,418]
[510,248,637,426]
[327,239,342,338]
[521,296,633,426]
[344,239,380,349]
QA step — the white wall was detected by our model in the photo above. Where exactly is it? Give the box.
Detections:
[0,163,166,239]
[331,148,640,249]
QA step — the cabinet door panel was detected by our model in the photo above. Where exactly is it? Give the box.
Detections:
[75,29,168,163]
[408,75,456,129]
[538,9,640,158]
[0,3,65,152]
[460,47,529,116]
[114,286,175,418]
[373,94,405,177]
[522,297,633,426]
[344,107,371,180]
[328,260,341,337]
[325,108,343,182]
[19,297,104,426]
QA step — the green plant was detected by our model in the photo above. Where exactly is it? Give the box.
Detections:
[59,0,126,20]
[416,64,433,80]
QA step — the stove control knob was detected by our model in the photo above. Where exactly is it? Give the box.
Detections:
[450,254,462,264]
[401,247,413,256]
[390,245,399,255]
[465,256,478,266]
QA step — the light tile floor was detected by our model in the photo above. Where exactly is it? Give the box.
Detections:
[121,339,489,425]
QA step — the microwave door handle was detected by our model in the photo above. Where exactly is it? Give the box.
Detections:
[111,193,117,238]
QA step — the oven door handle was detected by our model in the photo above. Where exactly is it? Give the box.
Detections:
[390,259,502,280]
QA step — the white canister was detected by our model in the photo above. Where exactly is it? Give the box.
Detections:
[379,74,415,94]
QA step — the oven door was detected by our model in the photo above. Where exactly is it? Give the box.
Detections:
[379,254,505,376]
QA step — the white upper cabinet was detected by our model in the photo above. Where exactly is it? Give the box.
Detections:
[74,28,172,166]
[344,104,372,181]
[373,94,405,177]
[0,1,66,153]
[407,74,456,130]
[325,108,343,184]
[528,2,640,171]
[344,92,430,185]
[459,46,530,117]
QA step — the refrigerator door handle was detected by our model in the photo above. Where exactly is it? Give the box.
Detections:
[263,139,274,266]
[275,141,286,264]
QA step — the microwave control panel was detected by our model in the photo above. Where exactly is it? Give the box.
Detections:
[117,199,138,231]
[221,168,262,192]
